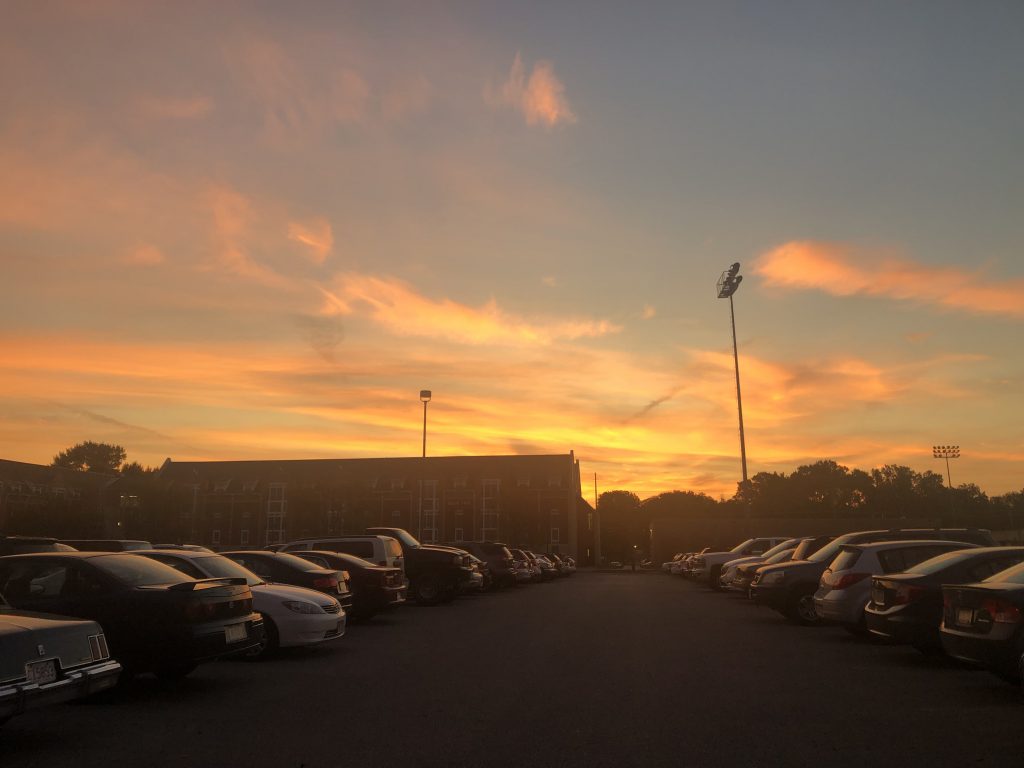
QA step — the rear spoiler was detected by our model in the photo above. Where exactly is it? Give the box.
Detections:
[169,577,248,591]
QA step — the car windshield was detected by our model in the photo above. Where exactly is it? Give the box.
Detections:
[761,539,799,559]
[271,552,332,572]
[808,534,860,563]
[91,554,192,586]
[730,539,755,554]
[389,530,421,549]
[983,561,1024,584]
[765,548,796,564]
[194,556,263,587]
[904,550,979,576]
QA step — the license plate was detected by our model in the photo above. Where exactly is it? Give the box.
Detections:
[225,623,248,643]
[25,659,57,685]
[957,608,974,626]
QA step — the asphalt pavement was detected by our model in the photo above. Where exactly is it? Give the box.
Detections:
[4,572,1024,767]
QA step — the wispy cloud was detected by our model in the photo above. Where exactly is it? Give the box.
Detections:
[489,53,576,128]
[755,241,1024,320]
[138,95,214,120]
[318,273,619,346]
[288,218,334,265]
[642,305,656,320]
[207,185,292,288]
[122,244,164,266]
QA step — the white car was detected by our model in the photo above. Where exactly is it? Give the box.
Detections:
[692,537,794,589]
[140,550,346,657]
[719,538,804,589]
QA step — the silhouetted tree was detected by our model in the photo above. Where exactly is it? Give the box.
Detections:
[597,490,642,561]
[52,441,127,474]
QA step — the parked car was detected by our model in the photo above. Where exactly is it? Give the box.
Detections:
[291,550,405,619]
[0,552,262,679]
[719,538,804,590]
[152,544,214,553]
[529,552,560,581]
[692,538,793,589]
[0,536,77,556]
[725,547,797,592]
[814,540,979,633]
[940,560,1024,684]
[559,555,577,574]
[662,553,685,573]
[730,536,832,593]
[59,540,153,552]
[449,542,517,587]
[220,551,351,606]
[508,549,535,583]
[0,589,121,727]
[139,550,345,657]
[750,528,997,625]
[364,528,475,605]
[280,535,405,575]
[866,547,1024,650]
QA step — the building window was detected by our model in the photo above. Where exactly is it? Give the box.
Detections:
[240,529,249,546]
[453,475,467,489]
[481,479,499,542]
[266,483,287,545]
[547,476,561,488]
[390,478,405,490]
[212,529,221,545]
[516,477,530,488]
[242,480,257,492]
[214,479,230,493]
[421,480,438,544]
[550,527,560,544]
[454,527,464,541]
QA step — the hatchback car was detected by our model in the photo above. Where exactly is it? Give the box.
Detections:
[866,547,1024,650]
[139,550,345,657]
[0,552,262,678]
[0,590,121,726]
[814,540,979,633]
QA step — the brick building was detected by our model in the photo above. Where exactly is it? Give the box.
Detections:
[156,452,595,560]
[0,459,122,537]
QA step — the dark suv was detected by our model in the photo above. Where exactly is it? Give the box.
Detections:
[446,542,516,588]
[366,528,475,605]
[749,528,997,625]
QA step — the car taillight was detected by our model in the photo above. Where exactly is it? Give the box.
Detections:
[184,601,217,622]
[88,633,110,661]
[979,598,1023,624]
[830,572,870,590]
[893,585,927,605]
[313,577,338,590]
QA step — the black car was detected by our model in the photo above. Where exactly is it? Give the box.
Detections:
[365,527,475,605]
[0,552,262,679]
[750,528,997,624]
[866,546,1024,650]
[941,561,1024,683]
[290,550,405,620]
[449,542,517,588]
[221,551,351,604]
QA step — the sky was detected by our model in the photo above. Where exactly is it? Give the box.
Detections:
[1,1,1022,501]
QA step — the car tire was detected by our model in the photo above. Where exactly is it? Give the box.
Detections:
[413,575,443,605]
[708,565,723,591]
[155,662,197,680]
[785,587,820,625]
[246,617,279,661]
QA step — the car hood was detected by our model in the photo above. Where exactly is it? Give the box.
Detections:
[251,583,338,607]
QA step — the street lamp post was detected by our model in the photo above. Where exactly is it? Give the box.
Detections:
[717,263,748,484]
[932,445,960,517]
[420,390,431,458]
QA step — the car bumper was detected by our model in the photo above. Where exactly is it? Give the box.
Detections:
[0,659,121,721]
[274,610,347,648]
[941,625,1022,677]
[865,606,931,644]
[813,590,865,625]
[749,583,787,609]
[189,613,265,662]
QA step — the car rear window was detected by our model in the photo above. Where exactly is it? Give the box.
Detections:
[983,562,1024,584]
[830,548,862,571]
[194,556,263,586]
[92,554,191,586]
[270,552,328,572]
[904,550,977,575]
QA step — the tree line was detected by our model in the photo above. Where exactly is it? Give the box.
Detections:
[597,460,1024,561]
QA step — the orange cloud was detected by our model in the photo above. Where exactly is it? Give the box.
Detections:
[756,241,1024,319]
[490,53,576,128]
[319,273,619,345]
[122,244,164,266]
[207,185,293,288]
[288,218,334,264]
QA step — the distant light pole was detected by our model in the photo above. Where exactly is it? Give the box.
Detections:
[717,263,747,484]
[932,445,960,516]
[420,390,432,458]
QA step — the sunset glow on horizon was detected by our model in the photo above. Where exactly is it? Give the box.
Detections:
[2,3,1022,500]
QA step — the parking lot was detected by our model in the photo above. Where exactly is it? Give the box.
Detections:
[5,572,1024,767]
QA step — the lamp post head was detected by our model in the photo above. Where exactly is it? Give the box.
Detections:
[717,264,743,299]
[932,445,960,459]
[420,390,432,403]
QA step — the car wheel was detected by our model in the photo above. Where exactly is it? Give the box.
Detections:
[413,575,442,605]
[708,565,723,591]
[155,662,197,680]
[786,588,820,625]
[246,617,279,661]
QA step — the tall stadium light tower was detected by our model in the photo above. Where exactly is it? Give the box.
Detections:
[717,263,747,484]
[932,445,960,515]
[420,390,432,458]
